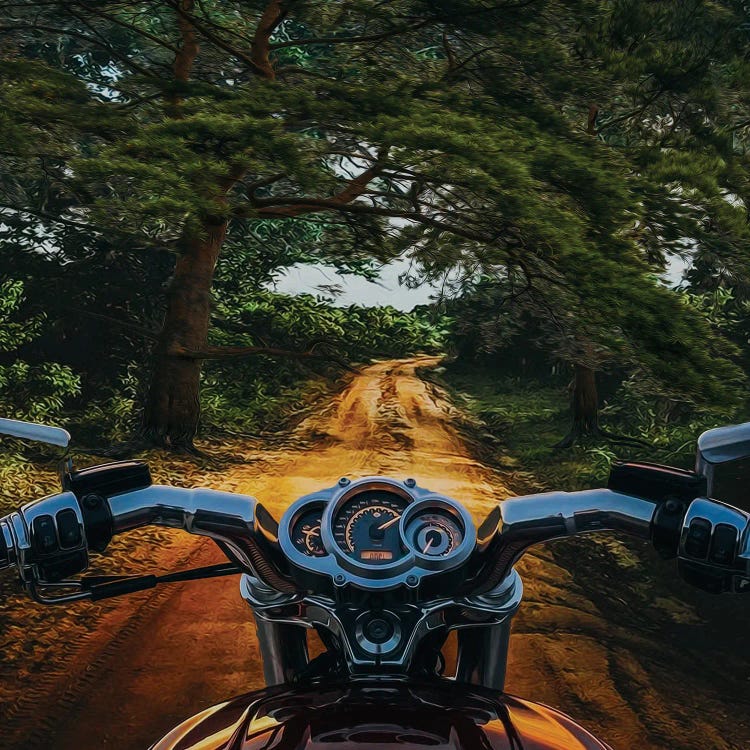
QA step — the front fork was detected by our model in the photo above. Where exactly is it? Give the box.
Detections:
[241,576,310,686]
[241,570,523,692]
[454,569,522,691]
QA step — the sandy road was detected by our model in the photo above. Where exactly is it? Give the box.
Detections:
[5,357,749,749]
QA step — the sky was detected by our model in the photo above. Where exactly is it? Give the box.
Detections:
[269,255,691,312]
[269,258,439,311]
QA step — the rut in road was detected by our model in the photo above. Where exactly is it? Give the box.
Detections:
[8,357,748,750]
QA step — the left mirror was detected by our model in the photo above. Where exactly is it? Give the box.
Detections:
[0,418,71,448]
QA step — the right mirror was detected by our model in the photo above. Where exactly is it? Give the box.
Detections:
[696,422,750,512]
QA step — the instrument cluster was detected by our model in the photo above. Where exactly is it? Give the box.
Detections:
[279,477,476,588]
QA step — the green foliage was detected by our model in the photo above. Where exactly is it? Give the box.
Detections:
[442,362,747,495]
[212,290,445,356]
[0,281,80,423]
[0,0,748,440]
[201,292,448,433]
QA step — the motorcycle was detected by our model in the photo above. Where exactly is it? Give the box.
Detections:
[0,416,748,750]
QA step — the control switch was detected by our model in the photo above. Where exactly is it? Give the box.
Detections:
[709,523,738,566]
[32,515,58,554]
[684,518,712,559]
[56,509,82,549]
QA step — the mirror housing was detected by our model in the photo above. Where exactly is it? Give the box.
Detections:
[696,422,750,512]
[0,418,71,448]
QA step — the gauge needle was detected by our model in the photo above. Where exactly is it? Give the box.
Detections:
[303,525,320,538]
[377,515,401,530]
[422,538,435,554]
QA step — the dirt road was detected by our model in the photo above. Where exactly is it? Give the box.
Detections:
[3,358,749,749]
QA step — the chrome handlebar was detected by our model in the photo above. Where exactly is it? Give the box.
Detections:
[107,485,258,534]
[106,485,297,593]
[1,480,748,600]
[469,489,657,594]
[0,484,297,597]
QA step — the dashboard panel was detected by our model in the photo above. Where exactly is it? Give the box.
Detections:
[277,477,476,590]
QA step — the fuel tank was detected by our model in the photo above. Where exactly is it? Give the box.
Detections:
[150,678,612,750]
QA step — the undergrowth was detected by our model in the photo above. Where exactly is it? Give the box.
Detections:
[442,364,743,493]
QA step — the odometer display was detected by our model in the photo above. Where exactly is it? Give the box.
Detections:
[333,490,408,566]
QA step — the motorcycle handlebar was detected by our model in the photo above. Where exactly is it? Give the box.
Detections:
[0,484,297,594]
[105,485,297,594]
[470,489,658,594]
[2,474,748,600]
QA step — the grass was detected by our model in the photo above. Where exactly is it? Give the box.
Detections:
[442,367,615,491]
[440,363,741,494]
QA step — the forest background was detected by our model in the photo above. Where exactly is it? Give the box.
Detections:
[0,0,749,513]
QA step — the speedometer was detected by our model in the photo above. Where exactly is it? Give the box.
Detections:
[332,490,408,565]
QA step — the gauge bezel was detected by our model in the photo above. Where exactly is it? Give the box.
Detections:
[400,497,476,570]
[322,479,415,576]
[280,477,479,590]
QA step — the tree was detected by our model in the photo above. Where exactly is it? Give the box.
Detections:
[427,0,750,442]
[1,0,747,449]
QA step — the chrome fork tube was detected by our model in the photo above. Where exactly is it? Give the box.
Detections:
[253,617,309,686]
[455,619,513,691]
[241,574,309,686]
[454,569,523,692]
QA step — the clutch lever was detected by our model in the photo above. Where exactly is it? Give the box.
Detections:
[28,562,242,605]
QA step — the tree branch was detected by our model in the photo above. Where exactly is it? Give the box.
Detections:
[65,307,160,340]
[74,2,180,54]
[168,0,200,115]
[0,24,154,77]
[251,0,290,80]
[252,148,389,217]
[269,19,433,50]
[247,196,501,245]
[164,0,260,73]
[168,342,359,372]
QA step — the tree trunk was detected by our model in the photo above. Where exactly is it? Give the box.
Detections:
[554,363,599,449]
[571,363,599,433]
[143,218,226,448]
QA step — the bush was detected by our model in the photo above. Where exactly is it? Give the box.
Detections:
[0,280,80,424]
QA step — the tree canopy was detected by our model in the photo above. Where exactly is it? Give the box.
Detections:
[1,1,748,446]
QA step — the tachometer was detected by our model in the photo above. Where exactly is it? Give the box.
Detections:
[333,490,408,565]
[291,507,326,557]
[405,510,463,557]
